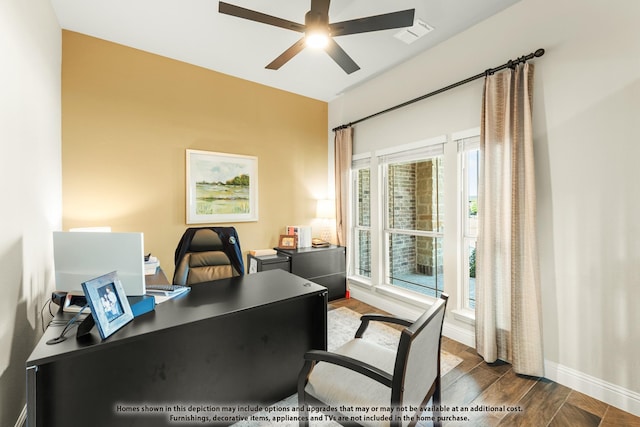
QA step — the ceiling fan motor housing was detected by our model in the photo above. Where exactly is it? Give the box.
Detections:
[305,10,329,34]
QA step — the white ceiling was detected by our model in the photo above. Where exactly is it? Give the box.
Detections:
[51,0,520,102]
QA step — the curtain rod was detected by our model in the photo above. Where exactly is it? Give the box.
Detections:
[332,48,545,132]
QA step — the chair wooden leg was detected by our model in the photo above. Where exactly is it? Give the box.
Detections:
[299,400,309,427]
[298,360,314,427]
[433,382,442,427]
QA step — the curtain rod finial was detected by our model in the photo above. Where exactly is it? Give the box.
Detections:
[534,48,545,57]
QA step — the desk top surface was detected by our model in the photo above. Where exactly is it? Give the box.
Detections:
[27,269,327,366]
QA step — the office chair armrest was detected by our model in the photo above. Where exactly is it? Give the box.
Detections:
[355,314,413,338]
[303,349,393,387]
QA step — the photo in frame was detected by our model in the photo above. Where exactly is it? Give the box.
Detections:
[186,149,259,224]
[278,234,298,250]
[81,271,134,340]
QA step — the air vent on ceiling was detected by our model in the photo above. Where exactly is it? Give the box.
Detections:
[394,19,434,44]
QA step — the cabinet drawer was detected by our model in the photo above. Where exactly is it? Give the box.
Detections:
[290,248,345,278]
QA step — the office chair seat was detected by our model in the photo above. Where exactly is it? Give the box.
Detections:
[305,339,396,423]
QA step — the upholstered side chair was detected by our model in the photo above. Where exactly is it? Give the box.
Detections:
[298,294,448,427]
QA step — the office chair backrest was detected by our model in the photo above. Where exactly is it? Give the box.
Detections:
[392,294,448,414]
[173,227,243,286]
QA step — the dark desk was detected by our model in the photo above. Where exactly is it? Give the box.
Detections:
[26,270,328,427]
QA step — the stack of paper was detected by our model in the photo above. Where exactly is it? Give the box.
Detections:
[144,256,160,275]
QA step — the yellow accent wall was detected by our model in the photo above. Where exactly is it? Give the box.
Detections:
[62,30,328,279]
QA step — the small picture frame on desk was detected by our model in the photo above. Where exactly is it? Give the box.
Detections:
[81,271,134,340]
[278,234,298,250]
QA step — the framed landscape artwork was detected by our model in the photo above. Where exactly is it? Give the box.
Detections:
[186,149,258,224]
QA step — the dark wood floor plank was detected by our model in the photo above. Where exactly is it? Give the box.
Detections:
[476,359,512,377]
[441,349,483,390]
[442,365,501,407]
[565,390,608,419]
[459,368,537,426]
[549,402,601,427]
[441,336,471,355]
[600,406,640,427]
[497,378,570,427]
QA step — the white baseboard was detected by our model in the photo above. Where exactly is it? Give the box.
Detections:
[443,321,475,348]
[545,360,640,417]
[15,405,26,427]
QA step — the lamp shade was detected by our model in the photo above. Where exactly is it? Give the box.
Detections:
[316,199,335,219]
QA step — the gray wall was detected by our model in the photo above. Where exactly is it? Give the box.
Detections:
[330,0,640,415]
[0,1,61,425]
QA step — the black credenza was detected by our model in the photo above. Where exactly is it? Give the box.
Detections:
[26,270,327,427]
[275,245,346,301]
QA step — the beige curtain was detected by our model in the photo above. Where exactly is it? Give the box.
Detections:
[334,127,353,247]
[475,63,544,377]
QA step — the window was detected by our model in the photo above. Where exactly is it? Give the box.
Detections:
[352,158,371,279]
[381,143,445,298]
[349,132,478,315]
[460,136,479,310]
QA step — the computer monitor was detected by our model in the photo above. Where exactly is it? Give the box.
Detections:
[53,231,146,296]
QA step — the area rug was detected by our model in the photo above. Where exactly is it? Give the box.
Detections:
[232,307,462,426]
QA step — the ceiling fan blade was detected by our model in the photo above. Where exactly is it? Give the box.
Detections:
[325,38,360,74]
[219,2,305,32]
[310,0,331,16]
[266,38,306,70]
[330,9,415,37]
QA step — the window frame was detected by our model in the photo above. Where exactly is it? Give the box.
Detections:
[459,136,480,311]
[351,155,372,283]
[378,138,446,300]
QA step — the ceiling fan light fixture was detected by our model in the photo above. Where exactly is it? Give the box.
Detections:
[305,30,329,49]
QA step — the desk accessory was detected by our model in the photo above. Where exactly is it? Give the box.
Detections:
[127,295,156,317]
[80,271,134,340]
[145,285,190,304]
[62,291,87,313]
[51,291,67,314]
[46,304,89,345]
[278,234,298,249]
[311,238,330,248]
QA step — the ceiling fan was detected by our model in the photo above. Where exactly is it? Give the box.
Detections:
[218,0,415,74]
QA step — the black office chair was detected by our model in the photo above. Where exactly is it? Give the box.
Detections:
[172,227,244,286]
[298,294,448,427]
